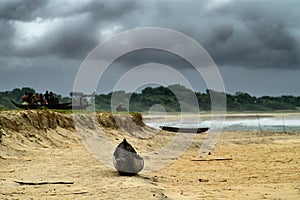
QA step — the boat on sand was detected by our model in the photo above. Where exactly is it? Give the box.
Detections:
[113,139,144,176]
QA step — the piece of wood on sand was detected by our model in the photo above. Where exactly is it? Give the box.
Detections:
[191,158,233,161]
[14,180,74,185]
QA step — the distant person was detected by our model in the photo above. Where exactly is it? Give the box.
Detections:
[28,93,33,102]
[38,93,47,105]
[48,91,56,105]
[44,91,49,103]
[48,92,53,104]
[31,94,39,105]
[21,92,29,105]
[116,103,127,112]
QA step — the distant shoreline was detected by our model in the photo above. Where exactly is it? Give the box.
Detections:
[142,111,300,120]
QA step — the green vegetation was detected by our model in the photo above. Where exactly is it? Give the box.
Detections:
[1,85,300,112]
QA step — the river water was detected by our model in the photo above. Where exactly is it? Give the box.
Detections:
[144,114,300,132]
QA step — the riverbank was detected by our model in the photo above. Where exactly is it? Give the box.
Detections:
[0,110,299,199]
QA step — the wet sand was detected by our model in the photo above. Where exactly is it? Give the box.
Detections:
[0,111,299,199]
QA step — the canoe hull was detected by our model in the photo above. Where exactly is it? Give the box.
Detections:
[10,101,85,110]
[113,155,144,176]
[113,139,144,175]
[160,126,209,133]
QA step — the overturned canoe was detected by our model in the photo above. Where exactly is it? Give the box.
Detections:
[160,126,209,133]
[113,139,144,176]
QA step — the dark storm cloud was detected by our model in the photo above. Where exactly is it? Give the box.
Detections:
[20,1,138,59]
[204,0,300,69]
[212,25,234,44]
[92,0,300,70]
[0,0,47,21]
[1,0,299,70]
[0,0,140,66]
[0,19,15,56]
[16,17,98,59]
[0,0,137,21]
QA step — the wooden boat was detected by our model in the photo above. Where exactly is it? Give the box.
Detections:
[159,126,209,133]
[11,100,71,109]
[12,100,91,110]
[113,139,144,176]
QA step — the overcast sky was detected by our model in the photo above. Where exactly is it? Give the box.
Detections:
[0,0,299,97]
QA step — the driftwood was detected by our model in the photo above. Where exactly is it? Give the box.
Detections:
[191,158,233,161]
[14,180,74,185]
[1,170,15,173]
[48,191,89,196]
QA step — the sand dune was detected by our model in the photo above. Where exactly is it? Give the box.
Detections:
[0,110,299,199]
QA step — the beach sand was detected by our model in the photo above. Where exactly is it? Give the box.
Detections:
[0,110,299,199]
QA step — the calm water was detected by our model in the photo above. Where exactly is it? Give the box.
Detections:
[145,115,300,132]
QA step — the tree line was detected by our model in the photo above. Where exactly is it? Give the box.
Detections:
[1,85,300,111]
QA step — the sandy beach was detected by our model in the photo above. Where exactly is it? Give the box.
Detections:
[0,110,299,199]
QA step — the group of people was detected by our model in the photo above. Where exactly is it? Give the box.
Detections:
[21,91,59,106]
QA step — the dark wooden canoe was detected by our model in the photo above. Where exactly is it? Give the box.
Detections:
[11,101,91,110]
[160,126,209,133]
[11,100,71,110]
[113,139,144,176]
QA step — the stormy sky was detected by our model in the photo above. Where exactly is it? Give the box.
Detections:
[0,0,299,97]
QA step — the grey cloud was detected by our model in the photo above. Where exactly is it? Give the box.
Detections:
[0,0,138,21]
[0,20,15,56]
[38,1,139,21]
[125,0,300,69]
[198,0,300,69]
[16,17,98,59]
[1,0,300,71]
[0,0,47,21]
[3,0,140,61]
[212,24,234,44]
[247,22,296,51]
[87,1,139,20]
